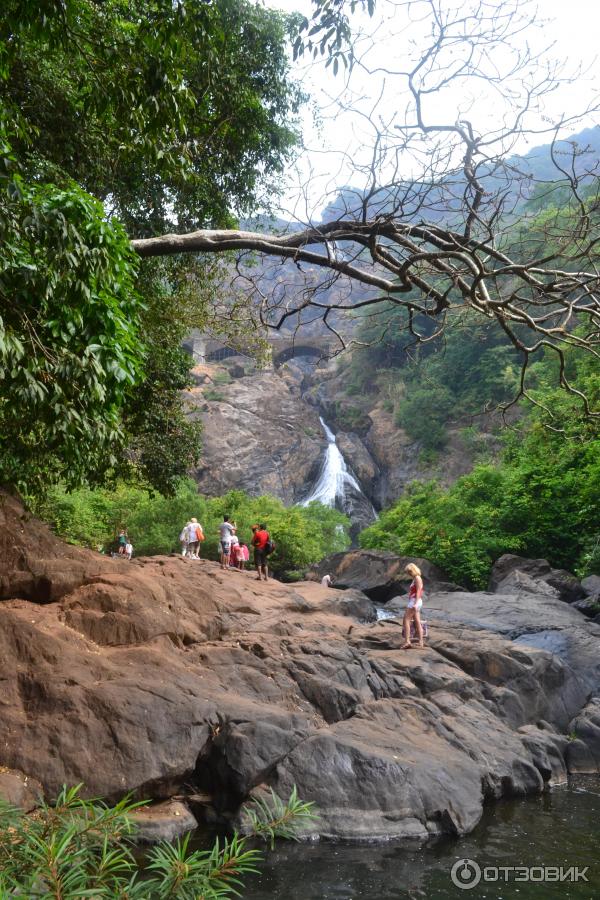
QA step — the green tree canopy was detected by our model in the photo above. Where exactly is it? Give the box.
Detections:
[0,0,302,495]
[359,343,600,587]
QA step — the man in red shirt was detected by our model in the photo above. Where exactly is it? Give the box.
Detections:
[252,523,270,581]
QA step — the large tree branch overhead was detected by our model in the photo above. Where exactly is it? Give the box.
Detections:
[133,0,600,416]
[131,217,600,346]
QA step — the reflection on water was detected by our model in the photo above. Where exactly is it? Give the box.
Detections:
[242,777,600,899]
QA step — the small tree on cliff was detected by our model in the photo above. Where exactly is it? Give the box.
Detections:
[1,0,599,496]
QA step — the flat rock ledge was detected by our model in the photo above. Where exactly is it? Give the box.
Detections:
[1,493,599,842]
[129,800,199,844]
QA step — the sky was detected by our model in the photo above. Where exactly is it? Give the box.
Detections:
[262,0,600,218]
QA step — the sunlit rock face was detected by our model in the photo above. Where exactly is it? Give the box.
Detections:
[1,492,599,841]
[185,365,327,504]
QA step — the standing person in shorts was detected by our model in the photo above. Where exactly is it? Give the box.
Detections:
[252,523,270,581]
[187,518,203,560]
[229,533,240,567]
[219,515,236,570]
[402,563,425,649]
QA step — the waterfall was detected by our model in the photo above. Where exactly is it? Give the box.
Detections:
[301,417,364,508]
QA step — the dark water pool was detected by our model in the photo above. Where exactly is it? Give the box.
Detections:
[240,777,600,899]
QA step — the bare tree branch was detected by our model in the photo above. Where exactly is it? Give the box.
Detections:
[132,0,600,413]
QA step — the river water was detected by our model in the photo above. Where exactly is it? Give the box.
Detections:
[241,776,600,899]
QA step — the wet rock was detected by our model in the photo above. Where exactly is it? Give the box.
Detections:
[517,724,569,785]
[129,800,198,844]
[566,699,600,774]
[335,432,380,490]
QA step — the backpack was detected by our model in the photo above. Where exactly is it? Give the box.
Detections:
[264,538,275,555]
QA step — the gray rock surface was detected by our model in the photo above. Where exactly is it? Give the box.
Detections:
[566,699,600,774]
[489,554,586,604]
[582,575,600,596]
[572,596,600,617]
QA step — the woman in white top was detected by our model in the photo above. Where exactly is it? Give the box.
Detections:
[402,563,425,650]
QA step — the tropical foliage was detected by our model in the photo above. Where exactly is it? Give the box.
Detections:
[34,480,351,579]
[0,0,301,496]
[360,345,600,588]
[0,783,316,898]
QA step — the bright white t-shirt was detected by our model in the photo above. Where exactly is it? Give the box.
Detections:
[219,522,235,543]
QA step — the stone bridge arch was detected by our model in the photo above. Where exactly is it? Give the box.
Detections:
[272,343,329,367]
[183,328,337,367]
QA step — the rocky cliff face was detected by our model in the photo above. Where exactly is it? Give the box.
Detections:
[186,364,326,504]
[185,352,496,522]
[185,359,378,534]
[308,364,501,509]
[1,493,599,842]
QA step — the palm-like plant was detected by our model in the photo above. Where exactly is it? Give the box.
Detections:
[0,783,316,898]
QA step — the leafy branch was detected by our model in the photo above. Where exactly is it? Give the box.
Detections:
[0,784,318,898]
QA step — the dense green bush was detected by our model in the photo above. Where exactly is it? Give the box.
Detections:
[35,480,350,578]
[0,784,315,897]
[340,307,521,450]
[394,383,455,449]
[360,346,600,588]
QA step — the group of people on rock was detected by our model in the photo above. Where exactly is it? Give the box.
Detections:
[217,516,252,572]
[179,515,273,581]
[120,520,426,644]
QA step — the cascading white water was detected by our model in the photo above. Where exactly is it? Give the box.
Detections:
[301,417,363,507]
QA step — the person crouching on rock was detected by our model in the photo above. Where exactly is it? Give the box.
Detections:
[402,563,425,650]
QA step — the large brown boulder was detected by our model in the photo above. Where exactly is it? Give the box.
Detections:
[307,549,461,602]
[1,493,599,841]
[0,491,116,603]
